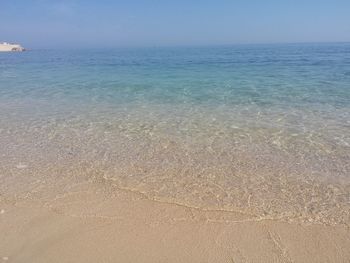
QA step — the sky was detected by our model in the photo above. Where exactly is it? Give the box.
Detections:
[1,0,350,48]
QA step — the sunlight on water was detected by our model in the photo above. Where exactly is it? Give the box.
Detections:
[1,43,349,225]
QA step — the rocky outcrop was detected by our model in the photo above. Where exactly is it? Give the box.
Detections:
[0,42,26,52]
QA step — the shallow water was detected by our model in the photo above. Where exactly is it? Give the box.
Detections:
[0,43,349,225]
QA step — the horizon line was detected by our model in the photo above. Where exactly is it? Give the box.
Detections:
[19,41,350,51]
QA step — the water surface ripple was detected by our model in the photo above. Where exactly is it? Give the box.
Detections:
[1,43,349,225]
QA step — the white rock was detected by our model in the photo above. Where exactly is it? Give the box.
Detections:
[16,163,28,169]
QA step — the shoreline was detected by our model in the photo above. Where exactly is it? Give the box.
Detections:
[1,178,349,263]
[1,44,349,262]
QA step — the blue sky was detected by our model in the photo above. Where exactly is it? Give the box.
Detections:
[1,0,350,48]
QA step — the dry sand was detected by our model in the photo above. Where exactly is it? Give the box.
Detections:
[1,179,349,263]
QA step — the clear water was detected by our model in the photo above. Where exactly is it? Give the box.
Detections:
[1,43,350,225]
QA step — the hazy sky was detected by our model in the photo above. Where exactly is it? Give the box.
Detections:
[1,0,350,48]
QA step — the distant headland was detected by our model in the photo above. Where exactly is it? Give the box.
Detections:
[0,42,26,52]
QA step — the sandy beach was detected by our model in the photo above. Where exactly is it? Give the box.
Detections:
[1,0,350,261]
[1,174,350,263]
[1,44,350,262]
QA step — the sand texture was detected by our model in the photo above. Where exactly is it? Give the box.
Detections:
[1,179,349,263]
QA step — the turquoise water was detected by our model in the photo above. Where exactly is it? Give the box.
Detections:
[1,43,350,225]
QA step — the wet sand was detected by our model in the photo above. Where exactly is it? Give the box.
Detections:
[1,45,350,262]
[1,178,349,263]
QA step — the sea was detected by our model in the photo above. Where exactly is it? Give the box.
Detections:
[1,43,349,225]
